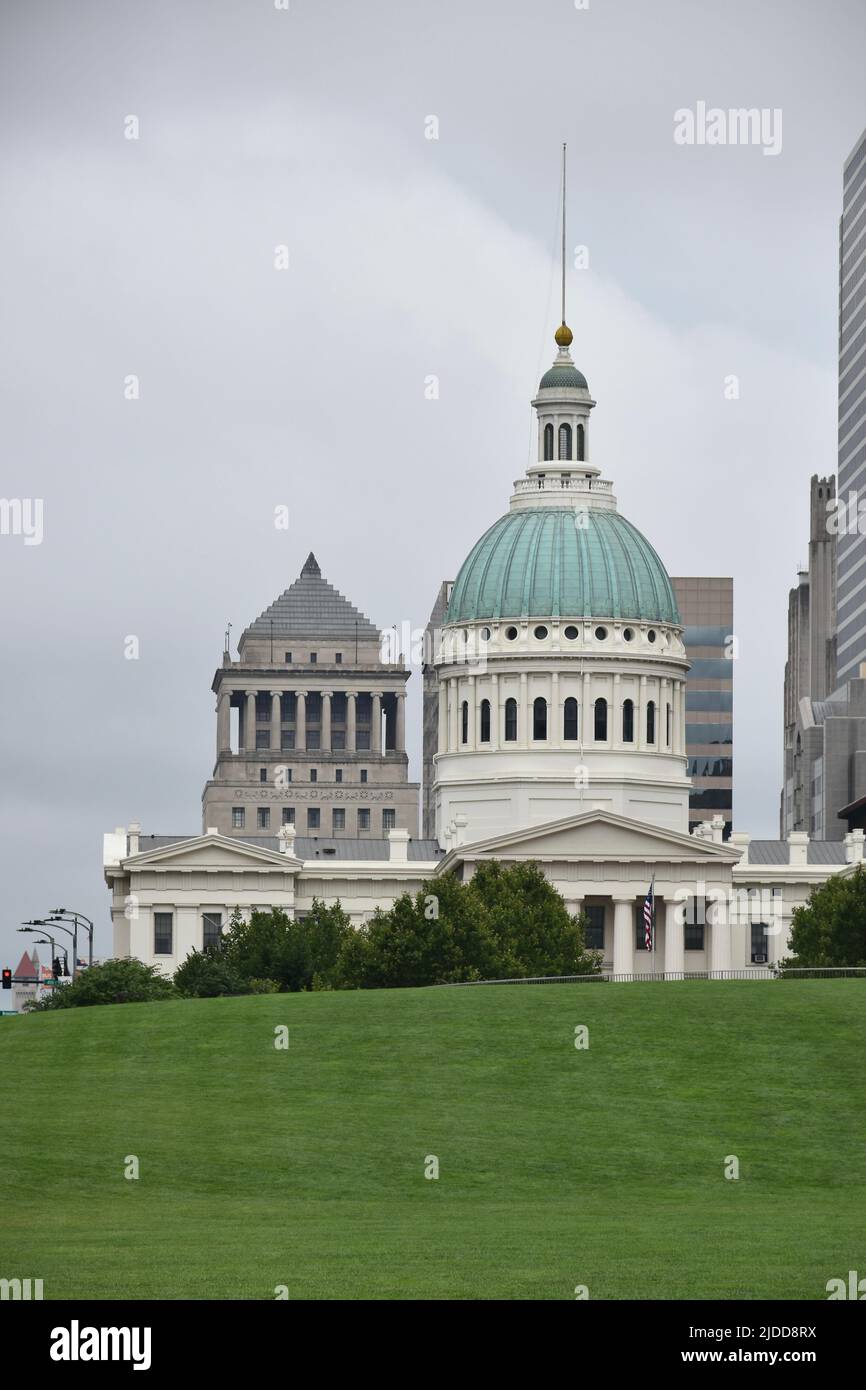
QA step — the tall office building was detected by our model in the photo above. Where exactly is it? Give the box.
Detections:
[780,476,837,836]
[670,578,734,838]
[835,127,866,684]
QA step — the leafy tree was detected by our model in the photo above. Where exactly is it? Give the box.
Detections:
[468,860,596,978]
[173,948,245,998]
[28,957,176,1010]
[782,864,866,968]
[334,860,601,988]
[220,901,354,992]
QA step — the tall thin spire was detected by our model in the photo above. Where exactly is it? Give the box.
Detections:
[561,141,569,325]
[555,142,573,349]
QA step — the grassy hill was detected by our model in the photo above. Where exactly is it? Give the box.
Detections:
[1,980,864,1300]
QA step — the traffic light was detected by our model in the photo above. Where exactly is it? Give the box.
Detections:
[53,958,62,982]
[2,969,11,990]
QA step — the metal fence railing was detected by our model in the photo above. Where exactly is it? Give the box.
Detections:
[442,966,866,987]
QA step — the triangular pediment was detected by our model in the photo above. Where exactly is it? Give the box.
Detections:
[126,835,302,871]
[437,810,740,872]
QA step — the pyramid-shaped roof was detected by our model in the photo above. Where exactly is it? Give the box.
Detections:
[244,554,381,640]
[13,950,37,980]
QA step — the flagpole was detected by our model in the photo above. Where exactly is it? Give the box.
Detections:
[651,874,656,980]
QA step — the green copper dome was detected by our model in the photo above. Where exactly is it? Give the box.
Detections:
[538,363,588,391]
[446,508,680,624]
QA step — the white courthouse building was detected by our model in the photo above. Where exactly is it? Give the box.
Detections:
[104,321,857,978]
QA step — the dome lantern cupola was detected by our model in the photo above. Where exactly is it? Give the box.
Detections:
[532,323,597,473]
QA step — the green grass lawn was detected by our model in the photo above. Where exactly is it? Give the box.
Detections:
[1,980,864,1300]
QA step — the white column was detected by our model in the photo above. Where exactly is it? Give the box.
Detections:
[519,672,528,748]
[710,890,731,977]
[295,691,307,752]
[346,691,357,752]
[465,676,476,751]
[661,679,670,748]
[490,673,499,749]
[638,675,647,751]
[244,690,257,752]
[664,898,684,979]
[449,678,459,751]
[613,898,634,977]
[321,690,332,752]
[396,691,405,751]
[582,670,591,742]
[370,692,382,753]
[612,672,621,748]
[438,682,447,754]
[551,671,559,745]
[679,680,687,754]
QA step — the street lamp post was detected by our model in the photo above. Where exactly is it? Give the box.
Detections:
[50,909,94,968]
[21,920,78,980]
[33,936,70,981]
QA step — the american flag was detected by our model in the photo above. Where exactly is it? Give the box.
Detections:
[643,881,654,952]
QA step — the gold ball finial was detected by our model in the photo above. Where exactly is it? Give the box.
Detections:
[555,321,573,348]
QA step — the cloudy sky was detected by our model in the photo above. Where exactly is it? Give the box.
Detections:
[1,0,864,965]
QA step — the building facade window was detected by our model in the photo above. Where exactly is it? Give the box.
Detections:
[335,653,342,664]
[594,697,608,741]
[751,922,769,964]
[584,904,604,951]
[635,910,650,950]
[154,912,173,955]
[684,922,704,950]
[259,768,267,783]
[666,702,672,745]
[310,769,317,783]
[543,423,554,460]
[461,700,469,744]
[480,699,491,743]
[646,700,656,744]
[558,422,572,460]
[576,422,585,461]
[533,696,547,740]
[307,808,320,830]
[284,652,292,663]
[563,697,578,740]
[282,807,295,825]
[203,913,222,950]
[255,729,270,750]
[333,808,345,831]
[622,698,634,743]
[257,807,270,829]
[336,769,343,783]
[310,653,317,663]
[383,808,396,830]
[360,769,368,783]
[358,809,370,832]
[231,807,245,829]
[504,697,517,741]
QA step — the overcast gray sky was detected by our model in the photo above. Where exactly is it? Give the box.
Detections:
[1,0,864,966]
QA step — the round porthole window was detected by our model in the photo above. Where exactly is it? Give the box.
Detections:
[505,625,519,641]
[623,627,634,642]
[595,625,608,641]
[648,629,657,644]
[534,624,549,640]
[480,626,491,642]
[563,625,579,640]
